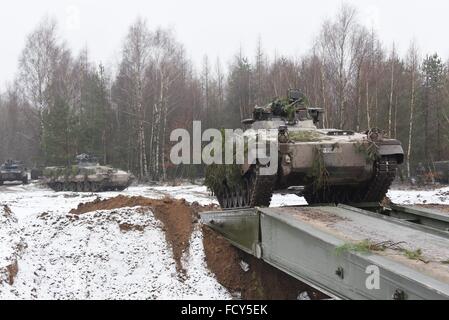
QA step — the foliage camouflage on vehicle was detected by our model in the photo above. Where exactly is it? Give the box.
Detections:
[204,130,247,195]
[43,154,134,192]
[205,89,405,208]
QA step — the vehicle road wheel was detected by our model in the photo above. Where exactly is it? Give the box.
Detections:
[54,182,63,192]
[216,191,225,208]
[69,182,77,192]
[76,182,84,192]
[82,181,91,192]
[221,188,229,209]
[91,182,100,192]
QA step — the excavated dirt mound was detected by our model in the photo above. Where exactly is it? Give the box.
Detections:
[71,195,327,299]
[5,260,18,285]
[0,205,23,286]
[71,195,195,274]
[202,226,328,300]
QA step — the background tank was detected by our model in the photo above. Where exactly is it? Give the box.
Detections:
[205,89,404,208]
[43,154,134,192]
[0,160,28,185]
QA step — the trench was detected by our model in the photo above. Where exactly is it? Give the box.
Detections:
[71,195,328,299]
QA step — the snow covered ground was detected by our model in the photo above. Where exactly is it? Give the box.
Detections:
[0,182,232,300]
[0,183,215,220]
[387,186,449,205]
[0,206,230,299]
[1,181,449,300]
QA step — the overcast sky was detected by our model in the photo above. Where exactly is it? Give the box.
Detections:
[1,0,448,89]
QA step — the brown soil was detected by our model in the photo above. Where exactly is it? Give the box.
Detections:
[1,206,19,286]
[3,205,12,216]
[6,260,18,285]
[71,195,328,299]
[202,225,328,300]
[71,195,195,274]
[118,223,145,232]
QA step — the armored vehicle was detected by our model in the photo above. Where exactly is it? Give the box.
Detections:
[0,160,28,185]
[205,89,404,208]
[43,154,134,192]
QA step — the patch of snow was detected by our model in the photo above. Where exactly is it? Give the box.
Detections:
[0,205,25,296]
[181,227,232,299]
[147,185,218,206]
[239,260,250,272]
[0,183,234,299]
[388,186,449,205]
[270,193,307,207]
[3,180,448,299]
[0,183,216,222]
[298,291,311,300]
[0,207,21,267]
[0,207,231,300]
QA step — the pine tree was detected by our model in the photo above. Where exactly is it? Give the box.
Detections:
[422,54,445,161]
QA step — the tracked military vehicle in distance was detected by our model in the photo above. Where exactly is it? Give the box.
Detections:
[43,154,134,192]
[205,89,404,208]
[0,160,28,185]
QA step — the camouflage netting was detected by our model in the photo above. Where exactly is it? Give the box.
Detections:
[204,90,316,195]
[308,147,329,191]
[289,131,323,142]
[264,95,310,121]
[204,130,248,195]
[43,166,96,178]
[204,163,243,195]
[354,141,379,163]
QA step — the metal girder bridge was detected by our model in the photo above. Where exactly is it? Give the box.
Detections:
[201,204,449,300]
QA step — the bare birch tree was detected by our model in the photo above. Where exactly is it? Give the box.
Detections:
[406,42,419,179]
[317,4,358,129]
[388,43,396,137]
[120,18,152,179]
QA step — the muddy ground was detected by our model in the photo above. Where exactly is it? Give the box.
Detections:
[417,204,449,213]
[202,226,327,300]
[72,195,326,299]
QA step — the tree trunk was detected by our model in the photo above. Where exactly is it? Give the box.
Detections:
[366,80,371,129]
[424,90,429,158]
[355,68,362,131]
[407,68,416,179]
[338,53,345,129]
[388,51,395,137]
[161,96,168,181]
[137,75,148,179]
[393,93,398,138]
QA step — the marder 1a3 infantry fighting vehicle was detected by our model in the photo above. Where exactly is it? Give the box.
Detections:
[205,89,404,208]
[43,154,134,192]
[0,160,28,185]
